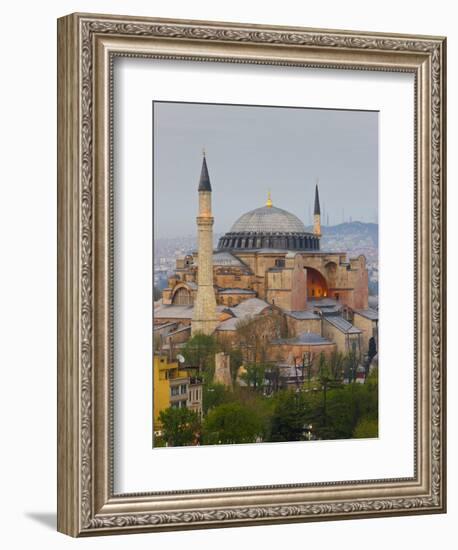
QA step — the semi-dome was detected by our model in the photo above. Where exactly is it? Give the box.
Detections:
[218,194,320,252]
[230,205,307,234]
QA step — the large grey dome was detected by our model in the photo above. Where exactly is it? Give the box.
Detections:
[230,206,307,234]
[218,202,320,252]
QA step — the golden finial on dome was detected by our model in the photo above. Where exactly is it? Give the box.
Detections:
[266,190,273,208]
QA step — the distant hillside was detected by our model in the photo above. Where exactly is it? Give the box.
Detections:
[155,222,378,265]
[319,222,378,266]
[323,221,378,245]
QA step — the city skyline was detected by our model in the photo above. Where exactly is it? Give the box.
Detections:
[153,101,378,239]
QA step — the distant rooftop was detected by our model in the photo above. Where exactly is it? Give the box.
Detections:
[271,332,333,346]
[308,298,340,308]
[167,325,191,337]
[185,281,198,290]
[155,304,226,320]
[217,288,256,295]
[153,321,177,331]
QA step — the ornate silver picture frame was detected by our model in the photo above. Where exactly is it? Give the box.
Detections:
[57,13,446,536]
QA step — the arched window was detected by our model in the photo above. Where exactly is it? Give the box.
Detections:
[172,287,193,305]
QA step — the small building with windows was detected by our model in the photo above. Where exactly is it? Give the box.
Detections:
[153,355,203,436]
[352,308,379,356]
[321,314,362,355]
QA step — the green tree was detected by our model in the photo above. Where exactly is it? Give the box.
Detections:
[315,352,340,427]
[235,312,286,363]
[269,391,314,442]
[241,362,267,392]
[228,348,244,383]
[159,407,201,447]
[182,334,218,382]
[202,382,234,415]
[328,351,344,381]
[343,349,358,382]
[202,402,264,445]
[353,417,378,438]
[315,387,355,439]
[311,377,378,440]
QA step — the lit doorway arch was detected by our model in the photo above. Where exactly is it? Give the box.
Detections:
[305,267,328,299]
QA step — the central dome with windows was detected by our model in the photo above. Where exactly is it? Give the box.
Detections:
[217,194,320,252]
[230,205,307,234]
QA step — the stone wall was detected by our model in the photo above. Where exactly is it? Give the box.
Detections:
[214,352,232,388]
[353,312,377,354]
[285,316,322,337]
[267,341,336,364]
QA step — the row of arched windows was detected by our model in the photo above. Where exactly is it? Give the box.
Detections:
[218,234,319,251]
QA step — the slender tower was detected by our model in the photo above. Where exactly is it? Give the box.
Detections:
[192,152,218,336]
[313,182,321,237]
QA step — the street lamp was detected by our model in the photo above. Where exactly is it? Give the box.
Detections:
[303,423,313,441]
[307,425,313,441]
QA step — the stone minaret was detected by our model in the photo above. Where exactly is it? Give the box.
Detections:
[313,182,321,237]
[192,153,218,336]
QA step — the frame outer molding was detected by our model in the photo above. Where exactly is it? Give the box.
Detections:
[57,14,82,537]
[57,12,446,537]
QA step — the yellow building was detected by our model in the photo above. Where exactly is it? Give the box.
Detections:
[153,355,203,436]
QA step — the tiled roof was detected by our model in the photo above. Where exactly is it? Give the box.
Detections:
[229,298,271,318]
[217,288,256,295]
[194,251,247,268]
[154,304,194,319]
[185,281,197,290]
[155,304,226,320]
[323,315,362,334]
[153,322,177,331]
[216,317,240,331]
[284,310,320,320]
[354,308,378,321]
[167,325,192,337]
[308,298,339,308]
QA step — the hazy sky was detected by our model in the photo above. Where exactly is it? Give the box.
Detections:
[153,102,378,239]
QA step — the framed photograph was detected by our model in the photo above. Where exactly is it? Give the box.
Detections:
[57,13,446,536]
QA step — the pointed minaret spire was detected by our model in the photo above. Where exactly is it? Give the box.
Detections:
[314,181,321,216]
[198,150,212,192]
[313,180,321,238]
